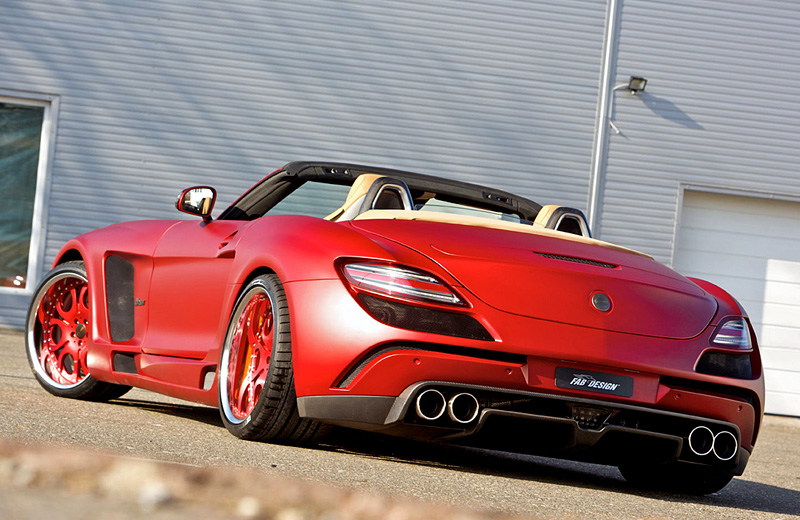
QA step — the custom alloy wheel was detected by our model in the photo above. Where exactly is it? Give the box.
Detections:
[31,272,91,387]
[26,261,130,400]
[218,273,329,444]
[222,286,274,422]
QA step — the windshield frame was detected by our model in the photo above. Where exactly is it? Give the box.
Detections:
[218,162,543,222]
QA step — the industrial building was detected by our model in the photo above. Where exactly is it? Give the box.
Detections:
[1,1,797,415]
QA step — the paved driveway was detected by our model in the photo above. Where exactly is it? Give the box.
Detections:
[1,329,798,519]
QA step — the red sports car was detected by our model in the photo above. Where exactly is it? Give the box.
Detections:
[26,161,764,494]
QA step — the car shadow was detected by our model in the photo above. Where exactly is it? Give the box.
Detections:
[104,398,798,516]
[109,397,223,428]
[320,429,800,517]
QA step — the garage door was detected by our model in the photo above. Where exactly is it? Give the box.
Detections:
[674,190,800,417]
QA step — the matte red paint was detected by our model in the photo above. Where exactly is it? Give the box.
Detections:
[44,168,765,473]
[352,219,718,339]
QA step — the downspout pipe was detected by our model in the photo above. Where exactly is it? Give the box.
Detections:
[587,0,623,237]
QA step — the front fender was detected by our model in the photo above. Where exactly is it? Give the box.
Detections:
[53,220,180,268]
[51,220,180,349]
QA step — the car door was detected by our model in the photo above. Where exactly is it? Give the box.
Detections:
[142,219,243,359]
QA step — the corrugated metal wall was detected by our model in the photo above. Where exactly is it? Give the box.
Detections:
[0,0,606,328]
[600,0,800,263]
[6,0,799,329]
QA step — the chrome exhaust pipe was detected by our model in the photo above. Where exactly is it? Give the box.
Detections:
[712,431,738,461]
[415,389,446,421]
[447,392,480,424]
[688,426,714,456]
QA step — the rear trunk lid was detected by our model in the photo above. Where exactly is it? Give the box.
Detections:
[352,218,717,339]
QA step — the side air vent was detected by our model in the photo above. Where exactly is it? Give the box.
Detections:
[112,352,138,374]
[105,255,135,342]
[537,253,617,269]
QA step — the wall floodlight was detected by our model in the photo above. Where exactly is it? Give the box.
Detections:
[626,76,647,94]
[607,76,649,135]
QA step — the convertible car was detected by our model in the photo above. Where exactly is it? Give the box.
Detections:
[26,161,764,494]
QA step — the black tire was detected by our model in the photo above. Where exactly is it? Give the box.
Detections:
[618,461,734,495]
[218,273,329,444]
[26,260,131,401]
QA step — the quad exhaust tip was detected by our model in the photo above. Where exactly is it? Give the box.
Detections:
[415,388,446,421]
[712,430,738,461]
[688,425,738,461]
[414,392,739,461]
[447,393,480,424]
[688,426,714,456]
[415,389,480,425]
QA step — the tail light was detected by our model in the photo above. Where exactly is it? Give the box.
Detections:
[341,263,465,306]
[710,318,752,349]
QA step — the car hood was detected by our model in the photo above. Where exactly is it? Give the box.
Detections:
[352,217,717,339]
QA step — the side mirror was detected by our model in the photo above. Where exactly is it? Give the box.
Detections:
[176,186,216,222]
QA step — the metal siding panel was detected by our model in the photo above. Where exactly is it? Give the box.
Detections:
[0,0,606,328]
[600,0,800,264]
[0,295,29,330]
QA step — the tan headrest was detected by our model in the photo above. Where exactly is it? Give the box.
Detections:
[324,174,384,221]
[533,205,558,228]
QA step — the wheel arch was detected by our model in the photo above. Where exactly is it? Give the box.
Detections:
[25,259,131,401]
[54,248,84,266]
[208,265,283,372]
[216,267,330,444]
[238,266,279,293]
[228,265,302,358]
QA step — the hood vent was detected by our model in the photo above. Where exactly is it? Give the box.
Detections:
[537,252,617,269]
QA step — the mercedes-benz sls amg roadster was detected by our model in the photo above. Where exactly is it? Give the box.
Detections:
[26,161,764,494]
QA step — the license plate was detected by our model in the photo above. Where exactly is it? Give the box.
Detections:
[555,367,634,397]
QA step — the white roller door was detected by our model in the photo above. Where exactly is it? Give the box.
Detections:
[674,189,800,416]
[601,0,800,264]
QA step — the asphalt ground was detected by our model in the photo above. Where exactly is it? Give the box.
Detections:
[1,328,798,519]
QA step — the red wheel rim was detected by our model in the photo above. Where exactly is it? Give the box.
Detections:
[34,275,91,386]
[226,291,273,420]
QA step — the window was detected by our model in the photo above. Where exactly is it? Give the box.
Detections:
[268,181,351,219]
[0,95,55,292]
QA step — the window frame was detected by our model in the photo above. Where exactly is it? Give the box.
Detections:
[0,91,59,296]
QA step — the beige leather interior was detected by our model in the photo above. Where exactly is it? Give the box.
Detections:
[325,178,641,257]
[324,174,384,221]
[353,209,651,258]
[325,174,414,221]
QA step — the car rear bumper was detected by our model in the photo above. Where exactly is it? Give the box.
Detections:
[298,381,751,475]
[288,279,762,464]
